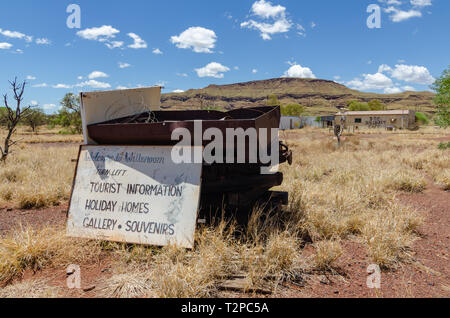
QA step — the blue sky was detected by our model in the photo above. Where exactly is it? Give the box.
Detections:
[0,0,448,113]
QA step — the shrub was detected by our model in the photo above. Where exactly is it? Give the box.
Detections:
[415,112,430,125]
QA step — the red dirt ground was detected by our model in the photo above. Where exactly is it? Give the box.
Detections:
[1,179,448,298]
[280,179,450,298]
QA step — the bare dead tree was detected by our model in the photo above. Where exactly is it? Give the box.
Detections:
[0,78,33,162]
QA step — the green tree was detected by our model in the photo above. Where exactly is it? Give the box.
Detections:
[0,107,7,127]
[281,103,306,117]
[57,93,82,133]
[348,100,370,111]
[431,66,450,128]
[267,94,281,107]
[368,100,386,111]
[23,108,46,132]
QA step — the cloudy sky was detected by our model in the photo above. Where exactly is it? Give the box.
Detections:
[0,0,448,113]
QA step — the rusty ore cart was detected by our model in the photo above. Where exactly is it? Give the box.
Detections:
[87,106,292,222]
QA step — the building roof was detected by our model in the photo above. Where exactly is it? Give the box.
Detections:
[336,110,413,116]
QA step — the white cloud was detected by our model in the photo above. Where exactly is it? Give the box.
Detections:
[77,76,83,80]
[176,73,188,77]
[128,33,147,49]
[411,0,432,7]
[297,24,306,37]
[385,6,422,22]
[402,85,416,91]
[283,64,316,79]
[76,80,111,89]
[116,86,128,90]
[77,25,121,49]
[30,100,38,106]
[32,83,48,88]
[43,104,56,110]
[26,75,36,80]
[118,62,131,69]
[241,0,292,40]
[52,84,72,89]
[155,81,167,87]
[391,64,434,84]
[0,42,12,49]
[384,87,402,94]
[252,69,258,74]
[241,19,292,40]
[77,25,119,41]
[347,72,393,90]
[195,62,230,78]
[88,71,109,79]
[171,27,217,53]
[172,89,185,93]
[105,41,124,49]
[334,75,341,80]
[152,48,163,54]
[378,64,393,73]
[0,29,32,42]
[35,38,51,45]
[378,0,432,22]
[251,0,286,19]
[311,22,316,28]
[378,0,402,5]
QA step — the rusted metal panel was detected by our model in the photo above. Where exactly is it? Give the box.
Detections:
[87,106,280,148]
[66,145,202,249]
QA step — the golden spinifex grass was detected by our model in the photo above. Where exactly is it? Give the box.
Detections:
[0,145,78,209]
[0,278,62,298]
[0,225,102,285]
[98,220,303,298]
[277,129,448,268]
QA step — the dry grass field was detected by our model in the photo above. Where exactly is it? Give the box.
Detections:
[0,126,448,298]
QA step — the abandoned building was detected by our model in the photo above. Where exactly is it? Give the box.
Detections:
[334,110,417,130]
[280,116,302,130]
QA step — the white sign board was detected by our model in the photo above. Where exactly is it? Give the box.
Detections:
[67,145,202,249]
[80,87,161,145]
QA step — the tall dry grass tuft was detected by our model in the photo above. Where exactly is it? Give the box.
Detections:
[0,225,102,285]
[361,204,423,268]
[0,146,78,209]
[278,130,430,268]
[145,223,238,298]
[99,267,154,298]
[241,231,301,291]
[312,240,343,270]
[0,278,62,298]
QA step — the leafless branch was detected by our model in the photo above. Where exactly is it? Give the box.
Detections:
[1,78,31,161]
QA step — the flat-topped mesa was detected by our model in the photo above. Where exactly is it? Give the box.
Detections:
[161,77,435,113]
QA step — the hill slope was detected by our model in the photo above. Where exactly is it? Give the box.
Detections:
[161,78,435,115]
